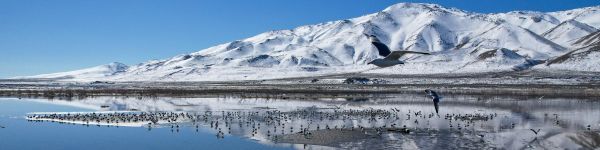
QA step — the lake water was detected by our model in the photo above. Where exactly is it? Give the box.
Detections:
[1,94,599,149]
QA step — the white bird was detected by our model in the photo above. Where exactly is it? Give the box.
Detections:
[365,34,431,67]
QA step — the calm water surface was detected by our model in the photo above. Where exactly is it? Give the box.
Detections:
[0,94,599,150]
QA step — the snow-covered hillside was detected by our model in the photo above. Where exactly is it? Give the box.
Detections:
[543,31,600,71]
[21,62,129,80]
[18,3,600,81]
[541,20,598,46]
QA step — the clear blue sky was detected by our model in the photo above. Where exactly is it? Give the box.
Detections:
[1,0,599,78]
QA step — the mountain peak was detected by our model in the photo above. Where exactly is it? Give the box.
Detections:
[384,3,440,9]
[106,62,127,67]
[103,62,129,72]
[382,3,467,15]
[384,3,446,10]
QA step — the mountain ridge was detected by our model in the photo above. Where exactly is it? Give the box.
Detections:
[17,3,600,81]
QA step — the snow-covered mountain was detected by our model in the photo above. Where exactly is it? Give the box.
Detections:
[18,3,600,81]
[22,62,129,80]
[541,20,597,46]
[544,31,600,71]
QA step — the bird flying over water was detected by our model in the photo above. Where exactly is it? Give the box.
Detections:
[425,89,441,114]
[365,34,431,67]
[530,129,541,135]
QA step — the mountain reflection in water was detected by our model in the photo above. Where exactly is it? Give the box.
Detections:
[18,94,600,149]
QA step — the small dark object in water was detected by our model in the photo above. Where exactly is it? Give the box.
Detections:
[401,128,410,134]
[90,81,115,84]
[0,125,5,128]
[387,128,410,134]
[343,77,370,84]
[388,125,411,134]
[345,97,369,102]
[310,79,319,83]
[100,105,110,108]
[587,125,591,130]
[370,78,389,84]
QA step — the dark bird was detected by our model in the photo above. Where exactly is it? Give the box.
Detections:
[365,34,431,67]
[425,89,441,114]
[530,129,541,135]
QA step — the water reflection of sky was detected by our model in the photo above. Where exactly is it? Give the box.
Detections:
[0,98,293,150]
[1,94,600,149]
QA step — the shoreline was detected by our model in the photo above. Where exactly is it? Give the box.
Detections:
[1,82,599,98]
[2,71,599,98]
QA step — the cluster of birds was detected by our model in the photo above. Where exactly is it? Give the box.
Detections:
[27,106,502,140]
[27,112,189,126]
[28,90,590,142]
[25,89,449,140]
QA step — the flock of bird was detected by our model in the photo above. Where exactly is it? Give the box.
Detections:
[23,89,449,140]
[23,89,594,145]
[27,106,503,140]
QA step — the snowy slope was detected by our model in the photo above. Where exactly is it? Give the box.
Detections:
[18,3,600,81]
[572,31,600,47]
[543,31,600,71]
[548,6,600,28]
[490,6,600,33]
[541,20,598,46]
[17,62,129,80]
[544,45,600,72]
[489,11,562,34]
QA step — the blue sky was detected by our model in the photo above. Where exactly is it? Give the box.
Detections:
[1,0,599,78]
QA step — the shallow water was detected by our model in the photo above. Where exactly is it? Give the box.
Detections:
[1,94,599,150]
